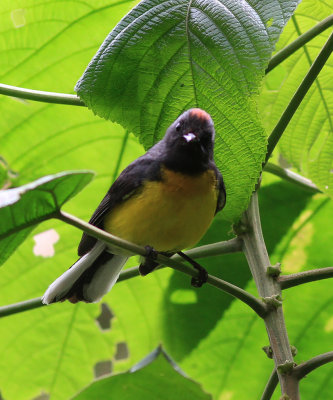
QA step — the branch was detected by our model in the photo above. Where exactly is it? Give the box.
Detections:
[265,32,333,164]
[241,192,299,398]
[261,369,278,400]
[0,229,247,319]
[266,15,333,73]
[279,267,333,290]
[58,211,266,317]
[0,83,85,106]
[118,238,243,282]
[264,163,321,193]
[294,352,333,380]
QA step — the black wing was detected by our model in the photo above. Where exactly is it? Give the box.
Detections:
[210,162,226,214]
[78,156,162,256]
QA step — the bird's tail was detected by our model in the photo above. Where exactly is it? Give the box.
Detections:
[42,242,128,304]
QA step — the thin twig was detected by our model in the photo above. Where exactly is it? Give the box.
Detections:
[266,15,333,73]
[279,267,333,289]
[261,369,278,400]
[118,238,243,280]
[294,352,333,380]
[264,163,321,193]
[0,83,85,106]
[0,297,44,317]
[265,32,333,164]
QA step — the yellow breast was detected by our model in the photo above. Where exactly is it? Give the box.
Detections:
[104,167,218,252]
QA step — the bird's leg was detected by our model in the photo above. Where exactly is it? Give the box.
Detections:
[177,251,208,288]
[139,245,159,276]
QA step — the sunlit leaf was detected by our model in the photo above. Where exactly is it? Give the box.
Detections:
[260,0,332,196]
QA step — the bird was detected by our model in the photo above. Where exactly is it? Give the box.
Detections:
[42,108,226,304]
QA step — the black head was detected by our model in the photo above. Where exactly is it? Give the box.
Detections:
[161,108,215,174]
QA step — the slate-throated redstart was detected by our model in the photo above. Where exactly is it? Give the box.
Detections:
[43,108,226,304]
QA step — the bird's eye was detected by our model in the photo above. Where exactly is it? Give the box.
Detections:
[175,122,181,132]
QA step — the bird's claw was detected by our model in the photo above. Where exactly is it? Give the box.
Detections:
[139,245,159,276]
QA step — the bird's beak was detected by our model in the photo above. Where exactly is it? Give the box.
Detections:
[182,132,197,143]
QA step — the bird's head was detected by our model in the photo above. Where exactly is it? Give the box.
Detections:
[162,108,215,174]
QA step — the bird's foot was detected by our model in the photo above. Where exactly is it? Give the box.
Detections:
[139,245,159,276]
[177,251,208,288]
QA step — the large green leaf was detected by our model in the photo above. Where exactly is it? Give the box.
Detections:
[0,171,93,266]
[73,348,211,400]
[260,0,332,196]
[76,0,301,221]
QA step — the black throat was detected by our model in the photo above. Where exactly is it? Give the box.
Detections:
[162,147,210,175]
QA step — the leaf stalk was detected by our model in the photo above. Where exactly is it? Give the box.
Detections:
[264,163,320,193]
[266,15,333,73]
[294,352,333,380]
[279,267,333,289]
[0,83,85,106]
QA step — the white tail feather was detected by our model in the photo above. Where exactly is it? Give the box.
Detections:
[42,242,127,304]
[84,254,128,302]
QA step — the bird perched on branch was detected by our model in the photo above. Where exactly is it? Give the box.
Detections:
[43,108,226,304]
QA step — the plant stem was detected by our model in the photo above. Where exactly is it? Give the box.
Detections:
[57,211,267,317]
[266,15,333,73]
[106,240,238,280]
[279,267,333,289]
[0,297,44,317]
[118,238,243,281]
[261,369,279,400]
[0,83,85,106]
[241,192,299,398]
[265,32,333,164]
[294,352,333,380]
[0,235,246,318]
[264,163,321,193]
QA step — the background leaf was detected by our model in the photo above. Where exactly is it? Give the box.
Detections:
[76,0,301,222]
[73,348,212,400]
[259,0,332,196]
[0,171,93,266]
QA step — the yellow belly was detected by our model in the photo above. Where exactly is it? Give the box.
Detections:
[104,168,218,252]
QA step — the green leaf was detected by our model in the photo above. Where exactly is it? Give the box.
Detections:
[76,0,301,221]
[260,0,332,196]
[73,347,212,400]
[0,171,93,266]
